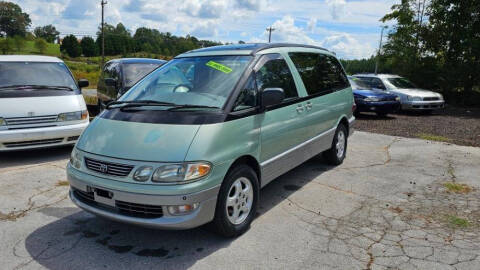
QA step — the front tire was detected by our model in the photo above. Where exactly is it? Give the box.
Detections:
[323,124,348,165]
[212,165,259,237]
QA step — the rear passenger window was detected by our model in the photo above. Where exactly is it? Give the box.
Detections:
[256,56,298,101]
[288,52,349,96]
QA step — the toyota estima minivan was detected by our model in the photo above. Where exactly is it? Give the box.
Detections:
[67,43,355,237]
[0,55,89,151]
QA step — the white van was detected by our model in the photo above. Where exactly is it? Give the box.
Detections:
[0,55,89,151]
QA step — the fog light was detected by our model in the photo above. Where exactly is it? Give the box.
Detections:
[168,203,199,215]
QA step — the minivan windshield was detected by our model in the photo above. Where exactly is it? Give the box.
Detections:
[123,63,162,87]
[0,62,78,90]
[387,77,416,89]
[119,55,252,109]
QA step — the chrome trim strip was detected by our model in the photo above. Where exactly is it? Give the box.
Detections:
[260,126,337,167]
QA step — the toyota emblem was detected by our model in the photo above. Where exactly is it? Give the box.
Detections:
[99,164,108,173]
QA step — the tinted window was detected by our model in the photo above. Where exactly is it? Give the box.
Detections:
[123,63,161,87]
[256,56,298,101]
[289,52,349,96]
[234,74,257,111]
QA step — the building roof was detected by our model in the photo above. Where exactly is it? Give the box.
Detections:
[107,58,167,64]
[176,43,331,58]
[0,55,63,63]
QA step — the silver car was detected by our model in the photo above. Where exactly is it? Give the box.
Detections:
[353,74,444,111]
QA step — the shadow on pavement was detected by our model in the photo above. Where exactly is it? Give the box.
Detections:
[0,145,72,169]
[24,157,333,270]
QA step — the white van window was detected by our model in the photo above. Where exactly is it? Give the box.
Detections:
[0,62,77,91]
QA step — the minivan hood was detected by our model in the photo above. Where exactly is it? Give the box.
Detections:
[390,88,440,97]
[0,95,86,118]
[76,117,200,162]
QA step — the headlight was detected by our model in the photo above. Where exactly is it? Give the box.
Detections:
[364,97,380,102]
[151,162,211,183]
[70,148,82,169]
[408,96,422,101]
[438,94,444,100]
[58,110,88,122]
[133,166,154,182]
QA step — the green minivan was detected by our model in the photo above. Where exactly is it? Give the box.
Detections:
[67,43,355,237]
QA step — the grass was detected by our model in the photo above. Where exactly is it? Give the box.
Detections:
[64,61,101,89]
[417,133,451,142]
[443,182,473,194]
[447,215,471,228]
[14,41,61,56]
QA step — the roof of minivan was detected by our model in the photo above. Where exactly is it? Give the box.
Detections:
[107,58,167,64]
[353,74,402,79]
[0,55,63,62]
[176,43,331,58]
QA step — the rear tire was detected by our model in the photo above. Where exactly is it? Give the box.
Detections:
[212,165,259,237]
[323,124,348,165]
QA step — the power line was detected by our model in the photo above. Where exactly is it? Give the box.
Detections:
[266,26,275,43]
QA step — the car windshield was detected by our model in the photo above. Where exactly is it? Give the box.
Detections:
[387,78,416,89]
[123,63,162,87]
[348,77,371,90]
[120,55,252,109]
[0,62,77,90]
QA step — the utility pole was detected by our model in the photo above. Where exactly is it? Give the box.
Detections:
[101,0,107,68]
[375,26,387,75]
[266,26,275,43]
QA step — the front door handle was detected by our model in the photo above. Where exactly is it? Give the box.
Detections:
[296,105,304,113]
[305,102,313,110]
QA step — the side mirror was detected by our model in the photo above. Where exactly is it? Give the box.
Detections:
[105,78,117,87]
[78,79,89,89]
[261,88,285,108]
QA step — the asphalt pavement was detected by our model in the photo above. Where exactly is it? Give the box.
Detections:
[1,131,479,270]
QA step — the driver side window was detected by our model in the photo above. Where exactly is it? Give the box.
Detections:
[233,74,257,111]
[255,56,298,101]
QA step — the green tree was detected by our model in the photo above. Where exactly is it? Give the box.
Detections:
[0,37,14,54]
[0,1,31,37]
[61,34,82,57]
[34,24,60,43]
[12,35,25,51]
[34,38,47,54]
[80,36,97,57]
[426,0,480,104]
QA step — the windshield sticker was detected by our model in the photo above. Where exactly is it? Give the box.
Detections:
[206,61,232,74]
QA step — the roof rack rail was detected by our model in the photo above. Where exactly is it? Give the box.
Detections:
[251,43,331,55]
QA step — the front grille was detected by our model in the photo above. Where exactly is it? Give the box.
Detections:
[380,96,397,101]
[116,201,164,218]
[5,115,58,128]
[3,138,64,148]
[84,157,134,177]
[423,97,439,101]
[72,188,163,218]
[67,136,79,141]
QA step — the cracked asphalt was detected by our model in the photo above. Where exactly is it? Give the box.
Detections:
[0,131,479,270]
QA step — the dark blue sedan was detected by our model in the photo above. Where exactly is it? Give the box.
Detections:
[348,76,400,116]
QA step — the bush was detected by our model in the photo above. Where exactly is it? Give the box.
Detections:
[34,38,47,54]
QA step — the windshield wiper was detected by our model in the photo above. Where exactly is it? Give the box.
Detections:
[106,100,177,109]
[0,85,74,91]
[167,104,221,111]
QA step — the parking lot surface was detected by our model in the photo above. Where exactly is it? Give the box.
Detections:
[1,131,479,270]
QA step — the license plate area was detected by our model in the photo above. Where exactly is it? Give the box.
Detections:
[92,187,115,207]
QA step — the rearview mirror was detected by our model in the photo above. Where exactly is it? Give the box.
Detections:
[105,78,117,87]
[78,79,89,89]
[261,88,285,108]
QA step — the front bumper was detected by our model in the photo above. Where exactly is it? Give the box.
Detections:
[356,101,400,113]
[67,164,219,230]
[0,122,88,151]
[401,100,444,110]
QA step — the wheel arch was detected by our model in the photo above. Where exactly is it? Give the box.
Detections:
[226,155,261,186]
[336,115,350,136]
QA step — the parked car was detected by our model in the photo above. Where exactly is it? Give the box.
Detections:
[353,74,444,112]
[348,76,400,116]
[67,43,355,237]
[97,58,167,110]
[0,55,89,151]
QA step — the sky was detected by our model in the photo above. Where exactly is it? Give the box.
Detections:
[11,0,398,59]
